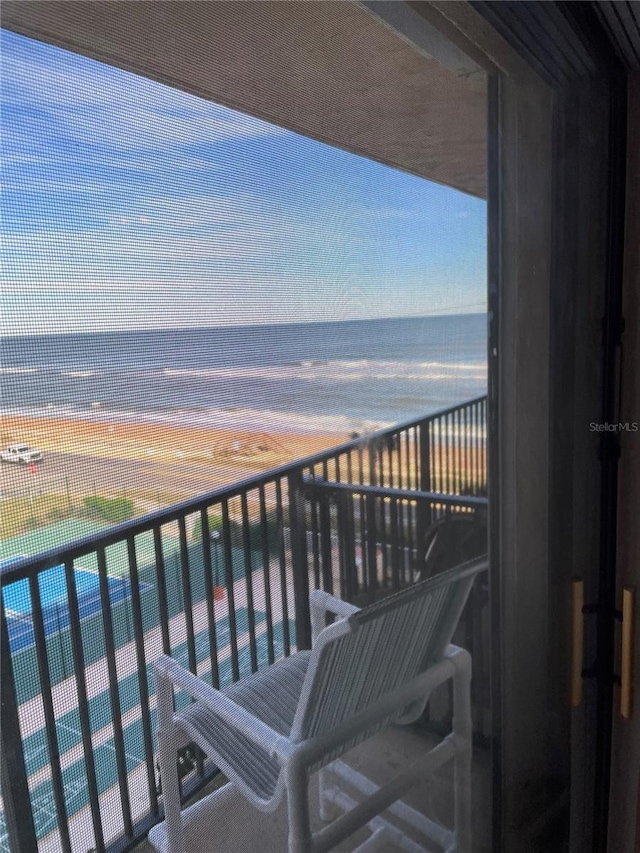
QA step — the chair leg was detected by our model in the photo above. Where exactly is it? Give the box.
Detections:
[319,765,340,823]
[156,673,185,853]
[286,762,314,853]
[452,653,472,853]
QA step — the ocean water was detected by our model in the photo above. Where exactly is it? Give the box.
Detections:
[1,314,487,435]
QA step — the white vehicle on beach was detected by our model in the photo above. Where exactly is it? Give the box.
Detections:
[0,443,43,464]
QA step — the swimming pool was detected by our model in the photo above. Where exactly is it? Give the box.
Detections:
[1,559,140,653]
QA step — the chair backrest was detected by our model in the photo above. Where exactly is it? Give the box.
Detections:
[420,511,487,581]
[291,556,487,746]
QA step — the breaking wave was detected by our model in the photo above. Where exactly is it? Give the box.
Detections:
[162,359,487,384]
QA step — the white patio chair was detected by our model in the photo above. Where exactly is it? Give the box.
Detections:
[149,556,487,853]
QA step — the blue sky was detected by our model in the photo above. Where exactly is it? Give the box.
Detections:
[1,31,486,336]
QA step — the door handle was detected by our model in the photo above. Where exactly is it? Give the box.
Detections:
[571,580,584,707]
[621,587,635,720]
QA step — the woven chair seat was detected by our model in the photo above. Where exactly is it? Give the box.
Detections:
[175,651,311,802]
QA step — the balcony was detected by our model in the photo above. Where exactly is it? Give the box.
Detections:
[0,396,488,853]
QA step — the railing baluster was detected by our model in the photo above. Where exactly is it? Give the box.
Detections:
[126,535,159,813]
[0,605,39,853]
[442,414,449,494]
[177,510,203,781]
[240,492,258,673]
[467,407,472,494]
[469,404,475,493]
[459,408,464,493]
[288,470,311,650]
[152,526,171,655]
[455,410,460,493]
[409,499,417,584]
[336,490,347,601]
[177,516,197,674]
[417,419,432,565]
[97,547,133,837]
[380,493,390,587]
[221,499,240,681]
[319,484,333,594]
[258,485,275,664]
[337,490,356,601]
[458,409,463,494]
[368,441,377,488]
[440,416,447,494]
[365,493,378,603]
[64,558,105,851]
[390,496,401,592]
[309,475,321,589]
[27,573,72,852]
[476,401,482,493]
[274,479,291,656]
[397,495,405,585]
[199,509,221,688]
[356,445,366,592]
[476,400,481,492]
[357,487,366,595]
[479,401,484,491]
[455,408,461,493]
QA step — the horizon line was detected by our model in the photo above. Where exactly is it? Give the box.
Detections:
[3,310,488,339]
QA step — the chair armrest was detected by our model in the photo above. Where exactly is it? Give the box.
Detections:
[154,656,293,760]
[309,589,360,644]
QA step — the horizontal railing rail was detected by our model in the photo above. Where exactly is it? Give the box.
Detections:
[0,395,487,853]
[302,476,487,601]
[304,477,489,506]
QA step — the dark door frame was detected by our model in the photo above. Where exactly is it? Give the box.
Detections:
[410,4,628,852]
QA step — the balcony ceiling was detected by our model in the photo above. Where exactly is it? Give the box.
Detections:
[1,0,486,198]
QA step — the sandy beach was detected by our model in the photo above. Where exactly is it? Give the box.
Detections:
[1,414,347,469]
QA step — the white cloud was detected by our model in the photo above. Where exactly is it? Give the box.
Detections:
[1,273,487,337]
[1,149,221,176]
[2,228,280,263]
[1,47,288,154]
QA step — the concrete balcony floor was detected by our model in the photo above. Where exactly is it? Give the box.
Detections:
[135,725,492,853]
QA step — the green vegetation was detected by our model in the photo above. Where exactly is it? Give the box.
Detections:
[1,495,75,540]
[2,486,193,543]
[82,495,135,523]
